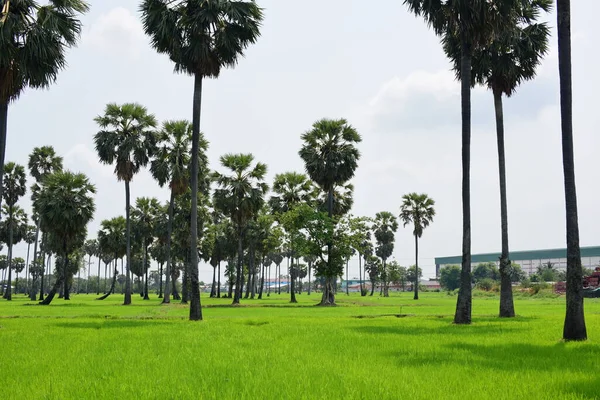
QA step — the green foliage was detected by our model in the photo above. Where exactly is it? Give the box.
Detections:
[3,162,26,207]
[399,193,435,238]
[140,0,264,78]
[11,257,24,273]
[98,217,127,260]
[472,262,499,283]
[373,211,398,263]
[476,278,496,291]
[269,172,315,214]
[28,146,63,183]
[440,265,461,291]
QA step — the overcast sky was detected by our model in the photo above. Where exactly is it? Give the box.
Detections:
[5,0,598,282]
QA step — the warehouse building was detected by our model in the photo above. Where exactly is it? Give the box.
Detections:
[435,246,600,277]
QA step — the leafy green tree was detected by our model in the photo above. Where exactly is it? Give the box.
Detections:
[35,171,95,305]
[28,257,45,294]
[365,255,381,297]
[510,263,526,283]
[141,0,263,321]
[11,256,24,293]
[373,212,398,297]
[213,154,268,305]
[0,0,88,210]
[400,193,435,300]
[97,217,126,300]
[404,0,516,324]
[557,0,586,341]
[132,197,161,300]
[537,261,558,283]
[299,119,362,305]
[94,103,158,305]
[28,145,63,300]
[2,162,26,300]
[473,262,499,283]
[443,0,550,318]
[23,224,35,293]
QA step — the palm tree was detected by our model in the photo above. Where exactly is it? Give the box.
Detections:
[2,162,26,300]
[141,0,263,321]
[28,146,63,300]
[0,0,88,211]
[269,172,315,214]
[35,171,95,305]
[94,103,158,305]
[131,197,161,300]
[212,153,268,305]
[298,118,362,305]
[23,224,35,294]
[400,193,435,301]
[404,0,516,324]
[557,0,586,341]
[442,1,550,318]
[150,120,209,306]
[83,239,98,294]
[97,217,127,300]
[372,212,398,297]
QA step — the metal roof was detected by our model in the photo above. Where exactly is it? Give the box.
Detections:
[435,246,600,265]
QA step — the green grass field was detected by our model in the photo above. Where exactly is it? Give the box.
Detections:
[0,291,598,399]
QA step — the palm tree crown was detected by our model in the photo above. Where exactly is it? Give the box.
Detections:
[213,153,268,229]
[269,172,315,214]
[151,120,209,195]
[399,193,436,238]
[140,0,264,78]
[299,119,361,197]
[27,146,63,182]
[98,217,126,260]
[94,103,158,182]
[3,162,26,206]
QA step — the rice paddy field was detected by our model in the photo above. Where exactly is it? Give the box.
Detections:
[0,291,598,399]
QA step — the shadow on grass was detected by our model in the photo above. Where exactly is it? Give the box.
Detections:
[54,320,172,329]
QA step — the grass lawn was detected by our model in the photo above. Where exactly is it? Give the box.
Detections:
[0,291,598,399]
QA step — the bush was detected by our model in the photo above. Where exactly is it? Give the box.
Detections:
[530,282,550,295]
[476,278,496,291]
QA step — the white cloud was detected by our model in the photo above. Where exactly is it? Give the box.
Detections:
[83,7,145,59]
[64,143,113,179]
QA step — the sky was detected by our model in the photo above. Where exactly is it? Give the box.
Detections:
[5,0,599,283]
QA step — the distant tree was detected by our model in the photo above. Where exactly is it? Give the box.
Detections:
[97,217,127,300]
[473,262,500,283]
[131,197,161,300]
[365,255,381,297]
[299,119,362,305]
[83,239,99,294]
[400,193,435,300]
[510,263,527,283]
[35,171,95,305]
[372,212,398,297]
[94,103,158,305]
[440,265,461,291]
[2,162,26,300]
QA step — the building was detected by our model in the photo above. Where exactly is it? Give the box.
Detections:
[434,246,600,277]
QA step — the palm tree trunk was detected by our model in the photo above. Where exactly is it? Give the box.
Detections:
[277,263,281,294]
[38,251,47,301]
[319,186,335,307]
[414,235,419,300]
[63,242,70,300]
[188,72,204,320]
[346,258,349,295]
[124,181,132,305]
[30,219,41,300]
[143,244,150,300]
[77,268,80,294]
[245,250,252,299]
[158,262,163,298]
[181,254,189,304]
[97,253,101,295]
[5,206,14,300]
[97,266,118,300]
[308,261,311,295]
[493,90,515,317]
[383,259,389,297]
[454,38,473,325]
[358,254,362,296]
[210,265,217,297]
[557,0,586,341]
[163,190,175,304]
[217,262,221,298]
[25,241,30,295]
[0,102,7,220]
[233,230,243,305]
[290,259,297,303]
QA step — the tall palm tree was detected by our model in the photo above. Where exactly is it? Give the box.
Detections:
[557,0,586,341]
[0,204,26,297]
[97,217,127,300]
[404,0,516,324]
[442,1,551,318]
[35,171,95,305]
[269,172,315,214]
[212,153,268,305]
[400,193,435,301]
[94,103,158,305]
[299,118,362,305]
[0,0,88,212]
[23,224,35,294]
[372,212,398,298]
[150,120,209,306]
[28,145,63,300]
[131,197,161,300]
[2,162,26,300]
[141,0,263,322]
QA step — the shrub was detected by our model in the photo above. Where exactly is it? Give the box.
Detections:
[476,278,496,291]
